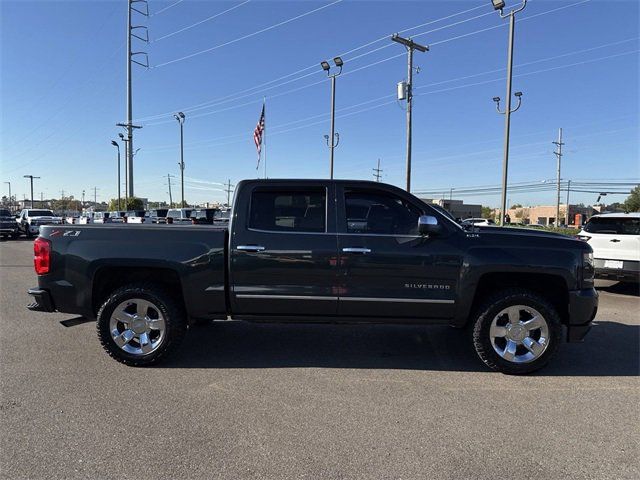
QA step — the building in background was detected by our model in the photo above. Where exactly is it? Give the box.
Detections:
[420,198,482,220]
[506,204,597,226]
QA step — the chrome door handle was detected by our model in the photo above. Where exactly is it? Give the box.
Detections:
[610,239,621,243]
[237,245,266,252]
[342,247,372,254]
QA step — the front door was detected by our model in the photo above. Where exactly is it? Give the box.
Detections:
[230,183,339,317]
[336,186,462,320]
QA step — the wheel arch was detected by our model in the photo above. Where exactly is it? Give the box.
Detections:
[456,271,570,328]
[92,266,185,317]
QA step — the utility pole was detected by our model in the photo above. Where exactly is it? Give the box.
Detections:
[3,182,11,212]
[93,187,99,206]
[174,112,186,207]
[224,179,234,207]
[23,175,40,208]
[121,0,148,198]
[166,174,175,206]
[565,179,571,226]
[40,192,44,208]
[553,127,564,227]
[391,34,428,193]
[372,159,383,182]
[491,0,527,226]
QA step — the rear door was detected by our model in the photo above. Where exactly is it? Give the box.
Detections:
[230,182,339,316]
[336,185,462,320]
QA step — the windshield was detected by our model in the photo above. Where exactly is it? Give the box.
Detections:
[584,216,640,235]
[0,209,11,216]
[28,210,54,216]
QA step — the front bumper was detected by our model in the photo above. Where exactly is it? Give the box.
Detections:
[566,288,598,343]
[27,288,55,312]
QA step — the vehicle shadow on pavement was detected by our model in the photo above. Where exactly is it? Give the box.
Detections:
[597,282,640,297]
[165,320,639,376]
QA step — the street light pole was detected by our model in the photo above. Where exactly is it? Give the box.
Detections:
[491,0,527,226]
[111,140,122,210]
[320,57,343,179]
[23,175,40,208]
[174,112,185,207]
[391,34,428,193]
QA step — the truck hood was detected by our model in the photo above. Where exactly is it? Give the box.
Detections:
[471,225,590,251]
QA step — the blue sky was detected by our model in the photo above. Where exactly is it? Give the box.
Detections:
[1,0,638,207]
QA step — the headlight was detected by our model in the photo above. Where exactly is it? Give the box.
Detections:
[582,252,594,286]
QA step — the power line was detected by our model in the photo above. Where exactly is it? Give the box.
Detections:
[153,0,344,68]
[152,0,184,16]
[134,3,494,122]
[143,46,637,152]
[373,159,383,182]
[138,1,599,127]
[153,1,251,42]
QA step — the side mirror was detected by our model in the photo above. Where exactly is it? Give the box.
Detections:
[418,215,442,235]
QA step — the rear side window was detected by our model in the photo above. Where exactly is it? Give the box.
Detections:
[249,188,326,233]
[0,209,10,216]
[584,217,640,235]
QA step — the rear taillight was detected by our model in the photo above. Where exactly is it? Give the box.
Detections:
[34,237,51,275]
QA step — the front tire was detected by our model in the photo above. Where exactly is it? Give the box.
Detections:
[96,283,187,366]
[471,288,562,374]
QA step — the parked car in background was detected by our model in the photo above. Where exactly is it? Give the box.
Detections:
[125,210,147,223]
[79,213,95,224]
[462,217,496,227]
[145,209,168,224]
[93,211,125,224]
[190,208,219,225]
[577,212,640,283]
[65,216,80,225]
[0,209,19,239]
[166,208,193,224]
[213,209,230,225]
[17,209,62,238]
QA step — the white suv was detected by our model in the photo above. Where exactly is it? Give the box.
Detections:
[578,212,640,283]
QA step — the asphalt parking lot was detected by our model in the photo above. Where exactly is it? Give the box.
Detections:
[0,238,638,480]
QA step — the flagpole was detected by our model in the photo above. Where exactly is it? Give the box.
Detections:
[263,97,267,179]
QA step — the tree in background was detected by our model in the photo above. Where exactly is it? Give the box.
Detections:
[624,186,640,212]
[510,203,523,209]
[50,197,82,214]
[481,206,494,219]
[108,197,144,211]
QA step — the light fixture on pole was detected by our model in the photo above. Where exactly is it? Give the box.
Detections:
[111,140,122,211]
[491,0,527,226]
[320,57,343,179]
[174,112,186,207]
[391,33,428,193]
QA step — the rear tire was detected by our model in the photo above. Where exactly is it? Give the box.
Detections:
[96,283,187,366]
[471,288,562,374]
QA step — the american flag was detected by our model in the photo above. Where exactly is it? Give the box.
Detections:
[253,103,265,168]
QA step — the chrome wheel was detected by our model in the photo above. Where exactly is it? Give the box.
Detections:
[489,305,550,364]
[109,298,166,356]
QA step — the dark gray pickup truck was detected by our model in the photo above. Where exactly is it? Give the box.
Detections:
[28,179,598,374]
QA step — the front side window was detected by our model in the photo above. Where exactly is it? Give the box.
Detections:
[249,188,326,233]
[584,217,640,235]
[344,190,421,235]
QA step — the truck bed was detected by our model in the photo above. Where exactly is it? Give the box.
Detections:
[37,224,229,319]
